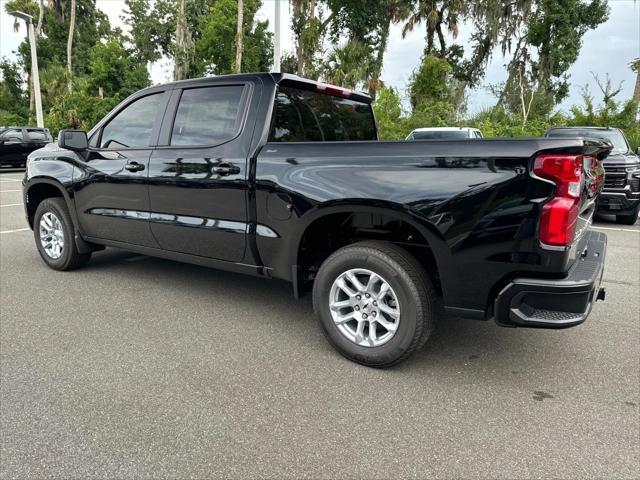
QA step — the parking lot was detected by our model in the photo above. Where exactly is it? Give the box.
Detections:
[0,169,638,478]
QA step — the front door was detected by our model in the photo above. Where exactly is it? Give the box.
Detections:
[148,83,253,262]
[74,91,169,246]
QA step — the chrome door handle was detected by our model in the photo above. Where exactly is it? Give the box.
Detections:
[212,163,240,176]
[125,161,145,172]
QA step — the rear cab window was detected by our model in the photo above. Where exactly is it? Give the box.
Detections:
[269,83,377,142]
[26,129,51,142]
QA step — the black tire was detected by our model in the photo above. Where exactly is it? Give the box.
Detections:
[312,241,437,368]
[616,206,639,225]
[33,197,91,271]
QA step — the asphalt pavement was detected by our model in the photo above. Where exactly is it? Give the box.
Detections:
[1,169,639,479]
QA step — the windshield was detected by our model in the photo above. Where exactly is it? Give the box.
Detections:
[409,130,469,140]
[547,128,629,154]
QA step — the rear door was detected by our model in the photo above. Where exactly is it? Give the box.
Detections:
[74,90,170,246]
[147,81,255,261]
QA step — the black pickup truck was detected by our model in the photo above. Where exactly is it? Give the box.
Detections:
[546,127,640,225]
[0,126,53,168]
[23,73,611,367]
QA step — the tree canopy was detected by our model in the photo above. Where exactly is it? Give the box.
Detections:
[0,0,636,149]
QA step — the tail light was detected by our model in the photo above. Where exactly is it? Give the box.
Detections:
[534,154,584,247]
[584,155,605,196]
[315,83,351,97]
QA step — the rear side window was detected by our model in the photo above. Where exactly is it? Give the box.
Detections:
[26,129,49,141]
[101,93,164,149]
[269,86,376,142]
[171,85,245,146]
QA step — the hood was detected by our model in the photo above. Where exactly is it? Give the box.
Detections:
[602,151,639,166]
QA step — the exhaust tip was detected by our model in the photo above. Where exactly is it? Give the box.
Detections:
[596,287,606,302]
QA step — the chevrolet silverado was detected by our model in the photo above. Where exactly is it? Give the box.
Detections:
[23,73,610,367]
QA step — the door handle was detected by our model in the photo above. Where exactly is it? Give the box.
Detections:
[125,161,145,172]
[211,163,240,176]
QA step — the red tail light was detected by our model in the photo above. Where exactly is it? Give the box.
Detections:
[534,154,584,246]
[315,83,351,97]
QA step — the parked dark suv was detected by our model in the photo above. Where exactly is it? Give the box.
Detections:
[0,126,53,168]
[546,127,640,224]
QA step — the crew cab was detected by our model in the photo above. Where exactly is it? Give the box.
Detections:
[23,74,610,367]
[546,127,639,225]
[0,126,53,168]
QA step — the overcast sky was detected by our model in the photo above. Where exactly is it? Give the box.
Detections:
[1,0,638,114]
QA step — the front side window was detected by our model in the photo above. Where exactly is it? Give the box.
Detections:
[269,86,376,142]
[0,129,23,142]
[100,93,164,149]
[171,85,246,146]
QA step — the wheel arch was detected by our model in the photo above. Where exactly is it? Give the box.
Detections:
[290,202,448,298]
[24,178,75,229]
[25,179,99,254]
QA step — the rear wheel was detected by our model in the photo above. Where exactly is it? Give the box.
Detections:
[34,198,91,270]
[313,241,437,368]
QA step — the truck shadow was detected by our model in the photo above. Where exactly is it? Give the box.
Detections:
[86,248,576,376]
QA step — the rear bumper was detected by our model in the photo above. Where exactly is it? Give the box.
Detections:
[494,230,607,328]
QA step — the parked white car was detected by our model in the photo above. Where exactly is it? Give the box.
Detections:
[406,127,483,140]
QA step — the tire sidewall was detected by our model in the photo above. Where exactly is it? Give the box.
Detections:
[314,249,425,366]
[34,200,75,270]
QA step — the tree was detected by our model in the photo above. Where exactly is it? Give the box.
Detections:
[526,0,609,105]
[122,0,173,65]
[407,55,458,125]
[401,0,464,58]
[321,40,373,90]
[631,58,640,104]
[194,0,272,76]
[86,36,150,99]
[326,0,411,96]
[66,0,76,92]
[173,0,192,80]
[373,86,407,140]
[0,59,29,125]
[291,0,328,78]
[235,0,244,73]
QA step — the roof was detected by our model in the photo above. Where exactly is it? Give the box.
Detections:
[0,126,49,130]
[547,126,620,131]
[410,127,479,132]
[145,72,372,104]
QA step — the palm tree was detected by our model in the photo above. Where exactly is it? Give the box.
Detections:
[36,0,44,37]
[235,0,244,73]
[66,0,76,92]
[631,59,640,104]
[173,0,192,80]
[401,0,464,57]
[322,40,373,91]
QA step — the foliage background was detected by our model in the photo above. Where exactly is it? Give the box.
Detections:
[1,0,638,148]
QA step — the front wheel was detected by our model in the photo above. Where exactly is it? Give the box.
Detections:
[313,241,437,368]
[616,205,639,225]
[34,198,91,271]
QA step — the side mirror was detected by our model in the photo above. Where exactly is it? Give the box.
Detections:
[58,130,88,151]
